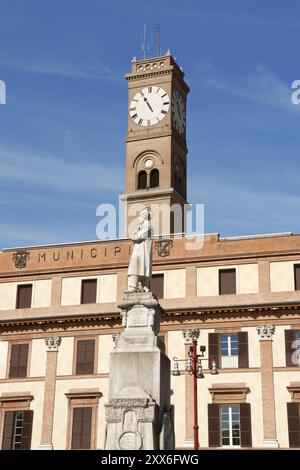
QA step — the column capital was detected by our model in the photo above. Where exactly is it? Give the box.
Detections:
[256,325,275,341]
[182,329,200,344]
[45,336,62,352]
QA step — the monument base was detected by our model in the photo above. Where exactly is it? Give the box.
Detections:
[104,291,175,450]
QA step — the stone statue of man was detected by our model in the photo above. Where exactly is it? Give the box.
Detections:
[127,207,152,292]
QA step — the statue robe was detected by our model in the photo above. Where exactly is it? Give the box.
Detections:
[128,221,152,278]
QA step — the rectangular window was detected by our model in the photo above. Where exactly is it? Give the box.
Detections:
[220,404,240,447]
[296,331,300,366]
[220,334,239,368]
[71,407,92,449]
[9,343,29,378]
[75,339,95,375]
[81,279,97,304]
[219,269,236,295]
[1,410,33,450]
[16,284,32,309]
[285,330,300,366]
[287,403,300,447]
[150,274,164,298]
[295,265,300,291]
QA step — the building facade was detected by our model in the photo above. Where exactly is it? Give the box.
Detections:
[0,53,300,450]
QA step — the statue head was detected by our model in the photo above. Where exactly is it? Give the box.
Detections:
[139,207,151,223]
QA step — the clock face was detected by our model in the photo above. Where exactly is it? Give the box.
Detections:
[172,90,186,134]
[129,86,170,127]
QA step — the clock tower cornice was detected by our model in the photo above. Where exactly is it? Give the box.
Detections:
[125,54,190,94]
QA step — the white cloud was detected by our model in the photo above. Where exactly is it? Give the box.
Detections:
[0,57,120,81]
[0,144,123,193]
[188,174,300,236]
[196,61,299,113]
[0,222,92,249]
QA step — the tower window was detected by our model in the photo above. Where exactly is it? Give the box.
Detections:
[138,171,147,190]
[150,169,159,188]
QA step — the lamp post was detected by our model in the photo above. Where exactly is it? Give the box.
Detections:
[172,329,218,450]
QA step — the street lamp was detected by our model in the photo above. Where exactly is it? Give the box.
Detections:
[172,329,218,450]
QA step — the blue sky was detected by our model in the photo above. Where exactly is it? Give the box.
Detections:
[0,0,300,248]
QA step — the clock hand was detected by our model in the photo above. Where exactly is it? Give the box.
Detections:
[144,97,153,113]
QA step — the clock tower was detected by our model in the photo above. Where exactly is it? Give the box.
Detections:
[120,52,190,237]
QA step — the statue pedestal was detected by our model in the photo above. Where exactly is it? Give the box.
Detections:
[104,291,174,450]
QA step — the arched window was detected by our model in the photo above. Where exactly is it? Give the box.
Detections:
[138,170,147,190]
[150,169,159,188]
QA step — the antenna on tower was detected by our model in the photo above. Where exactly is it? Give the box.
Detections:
[141,25,147,59]
[155,24,161,56]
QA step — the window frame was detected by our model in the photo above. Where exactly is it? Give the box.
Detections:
[149,273,165,299]
[65,391,101,450]
[220,333,239,357]
[0,395,33,450]
[219,333,239,369]
[149,168,159,188]
[294,264,300,291]
[80,278,98,305]
[219,268,237,295]
[137,170,147,190]
[7,341,32,379]
[16,283,33,309]
[220,404,241,448]
[73,337,98,376]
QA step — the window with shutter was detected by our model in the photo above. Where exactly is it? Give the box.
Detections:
[75,339,95,375]
[81,279,97,304]
[9,343,29,378]
[287,402,300,448]
[71,407,92,449]
[294,265,300,291]
[238,332,249,368]
[16,284,32,309]
[1,411,15,450]
[240,403,252,447]
[208,403,220,447]
[208,333,219,369]
[220,334,239,368]
[150,274,164,298]
[1,410,33,450]
[219,269,236,295]
[220,404,241,447]
[285,330,299,367]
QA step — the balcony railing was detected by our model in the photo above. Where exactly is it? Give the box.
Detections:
[221,355,238,368]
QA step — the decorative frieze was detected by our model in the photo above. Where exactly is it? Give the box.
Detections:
[105,398,157,423]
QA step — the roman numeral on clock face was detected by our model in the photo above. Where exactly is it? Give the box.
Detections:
[129,86,170,126]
